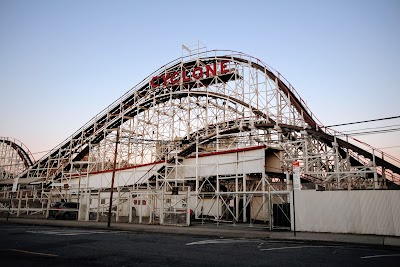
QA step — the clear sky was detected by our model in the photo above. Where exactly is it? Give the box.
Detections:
[1,0,399,161]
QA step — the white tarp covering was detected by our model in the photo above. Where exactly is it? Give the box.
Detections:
[68,162,164,189]
[168,148,265,179]
[66,148,265,189]
[292,190,400,236]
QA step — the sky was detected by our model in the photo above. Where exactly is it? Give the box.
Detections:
[0,0,399,161]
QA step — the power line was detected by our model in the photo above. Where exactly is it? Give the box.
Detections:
[339,124,400,136]
[336,127,400,136]
[377,145,400,150]
[326,115,400,127]
[340,124,400,133]
[31,149,53,155]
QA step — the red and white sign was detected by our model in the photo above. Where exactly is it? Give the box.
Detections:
[292,161,300,167]
[150,60,231,88]
[292,161,301,190]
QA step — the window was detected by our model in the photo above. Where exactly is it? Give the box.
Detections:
[63,202,78,209]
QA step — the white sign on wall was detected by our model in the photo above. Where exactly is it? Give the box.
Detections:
[12,177,19,192]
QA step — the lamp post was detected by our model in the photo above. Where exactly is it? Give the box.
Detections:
[292,161,300,237]
[108,129,120,228]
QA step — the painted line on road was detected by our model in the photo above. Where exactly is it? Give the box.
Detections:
[55,232,104,236]
[265,240,306,244]
[2,228,29,231]
[57,231,125,236]
[27,230,70,235]
[260,245,341,251]
[186,239,259,246]
[1,249,58,257]
[361,254,400,259]
[2,227,41,231]
[26,230,127,236]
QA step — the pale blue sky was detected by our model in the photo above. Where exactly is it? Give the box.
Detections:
[1,0,399,160]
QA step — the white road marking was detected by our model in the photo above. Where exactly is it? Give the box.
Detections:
[186,239,308,247]
[56,231,122,236]
[361,254,400,259]
[27,230,68,235]
[260,245,341,251]
[1,249,58,257]
[26,230,124,236]
[266,240,305,244]
[186,239,259,246]
[2,228,29,231]
[2,227,40,231]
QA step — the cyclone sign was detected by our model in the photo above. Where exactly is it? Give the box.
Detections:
[150,60,231,88]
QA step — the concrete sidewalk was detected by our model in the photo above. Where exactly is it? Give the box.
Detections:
[1,217,400,248]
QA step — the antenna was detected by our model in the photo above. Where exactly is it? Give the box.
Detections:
[181,41,207,59]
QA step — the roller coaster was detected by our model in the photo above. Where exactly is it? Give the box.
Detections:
[1,48,399,226]
[0,137,33,180]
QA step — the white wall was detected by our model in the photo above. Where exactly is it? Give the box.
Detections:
[167,148,265,179]
[292,190,400,236]
[67,163,164,188]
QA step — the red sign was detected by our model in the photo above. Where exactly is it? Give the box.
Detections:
[150,60,230,88]
[292,161,300,167]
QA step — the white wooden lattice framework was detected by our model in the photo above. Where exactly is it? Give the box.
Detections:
[1,48,399,226]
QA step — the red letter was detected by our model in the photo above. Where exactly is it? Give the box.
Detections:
[161,74,170,86]
[150,76,158,88]
[206,62,217,77]
[170,72,179,84]
[182,69,190,82]
[192,67,203,80]
[220,60,229,74]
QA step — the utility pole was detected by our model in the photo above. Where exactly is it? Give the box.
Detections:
[108,129,120,227]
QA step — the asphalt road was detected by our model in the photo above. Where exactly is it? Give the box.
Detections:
[1,223,399,266]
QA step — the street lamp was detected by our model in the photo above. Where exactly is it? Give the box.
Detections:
[108,129,120,227]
